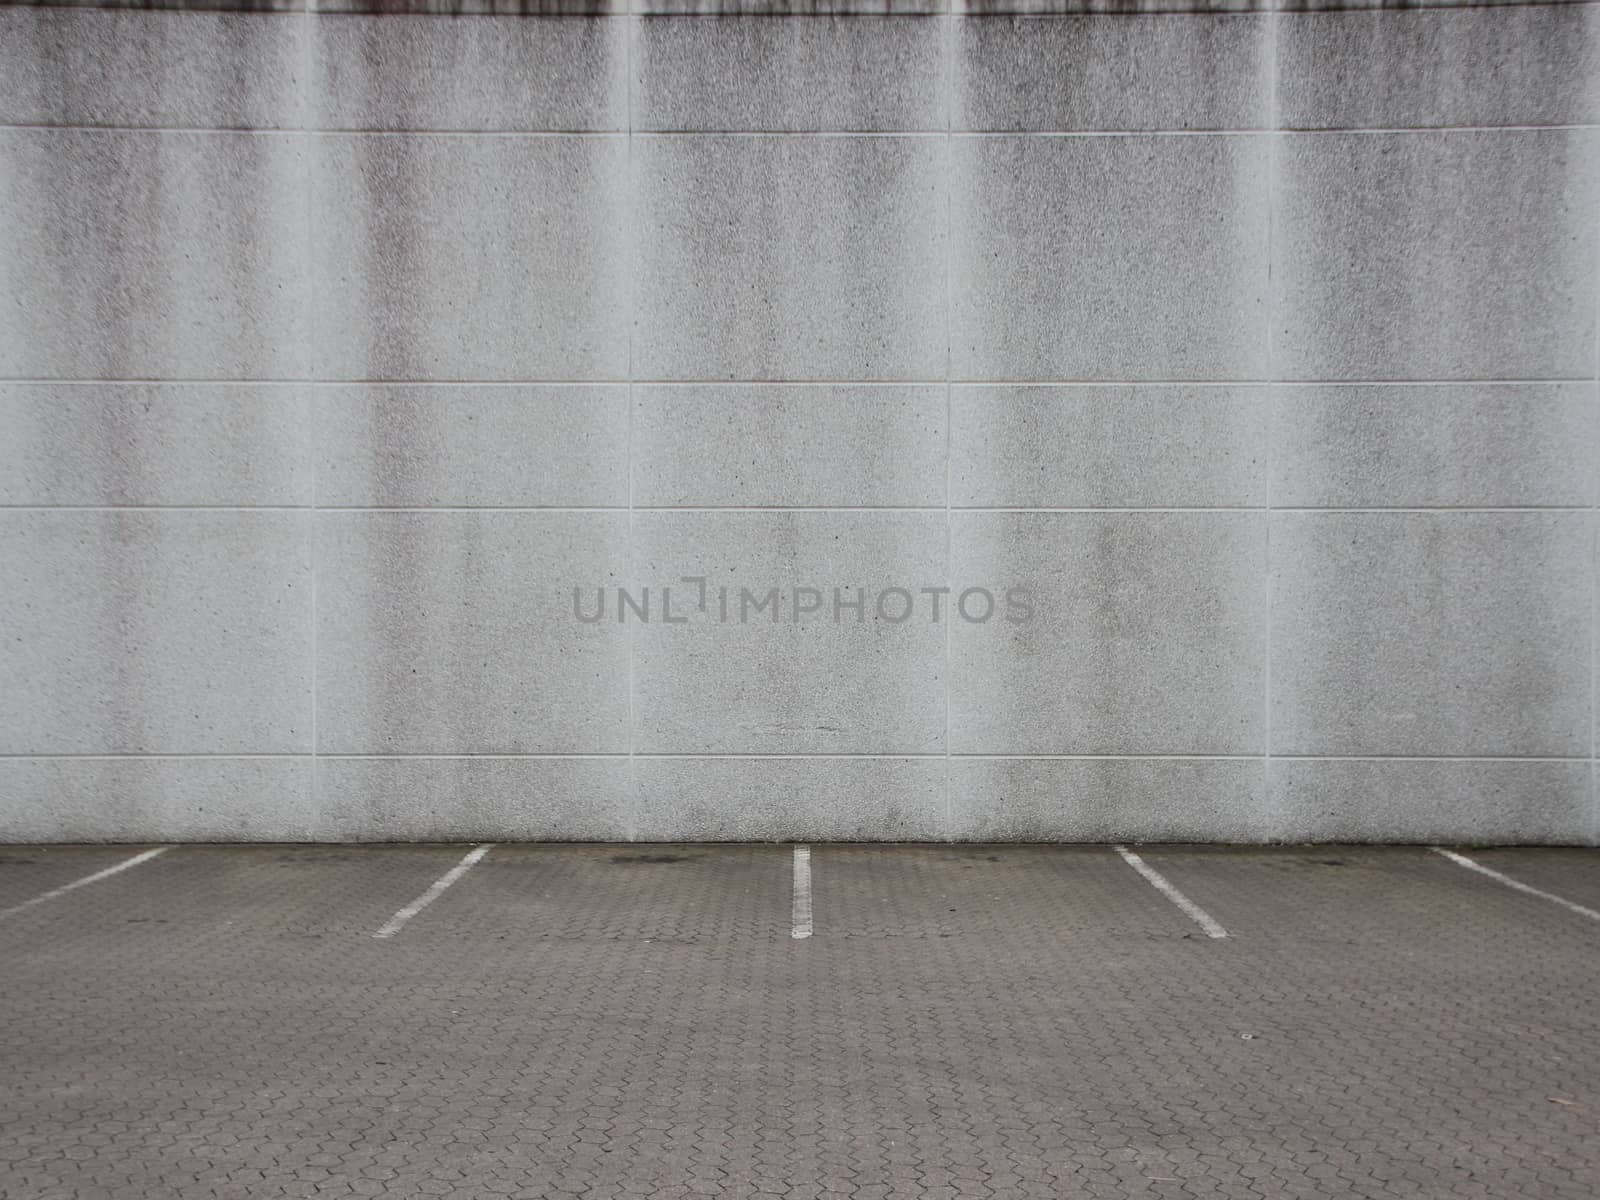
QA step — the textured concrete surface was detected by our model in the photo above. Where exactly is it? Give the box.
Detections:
[954,13,1269,131]
[1277,6,1600,129]
[948,758,1272,842]
[2,844,1600,1197]
[1268,760,1595,846]
[0,384,314,507]
[632,384,946,507]
[315,757,635,842]
[949,513,1265,755]
[634,135,946,381]
[631,511,947,754]
[950,385,1267,508]
[1274,130,1598,382]
[308,135,629,382]
[1269,512,1592,758]
[0,511,313,756]
[635,14,943,131]
[0,759,318,843]
[313,385,630,508]
[3,5,1600,844]
[314,512,630,754]
[309,14,625,132]
[633,757,946,840]
[0,129,308,380]
[950,135,1270,381]
[1268,384,1596,509]
[0,8,306,129]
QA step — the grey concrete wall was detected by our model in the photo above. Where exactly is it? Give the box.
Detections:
[2,0,1597,843]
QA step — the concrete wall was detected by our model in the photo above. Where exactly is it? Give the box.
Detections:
[2,0,1597,844]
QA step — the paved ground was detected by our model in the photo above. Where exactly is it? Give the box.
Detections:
[0,844,1596,1200]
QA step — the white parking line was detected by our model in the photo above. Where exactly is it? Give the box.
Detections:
[1114,846,1228,940]
[372,844,493,940]
[0,846,171,922]
[791,845,813,940]
[1431,848,1600,922]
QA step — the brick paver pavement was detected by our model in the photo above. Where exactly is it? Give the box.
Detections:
[1,844,1596,1199]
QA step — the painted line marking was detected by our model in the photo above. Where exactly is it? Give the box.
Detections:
[791,845,813,940]
[1430,848,1600,922]
[0,846,171,922]
[1114,846,1229,940]
[372,844,493,939]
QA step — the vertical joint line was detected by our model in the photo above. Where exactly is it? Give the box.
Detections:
[625,0,637,840]
[1590,166,1599,846]
[302,2,319,810]
[942,0,956,838]
[1262,6,1280,806]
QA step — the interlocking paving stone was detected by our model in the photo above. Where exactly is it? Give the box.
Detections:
[1,844,1596,1199]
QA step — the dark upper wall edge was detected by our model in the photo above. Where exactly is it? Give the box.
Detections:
[3,0,1594,15]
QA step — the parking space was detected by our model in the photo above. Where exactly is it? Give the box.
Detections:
[0,843,1596,1199]
[816,845,1200,943]
[0,844,167,915]
[0,845,479,967]
[1449,846,1600,916]
[404,844,792,946]
[1120,844,1600,948]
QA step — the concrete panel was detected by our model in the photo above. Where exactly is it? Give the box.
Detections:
[949,757,1269,841]
[640,0,943,13]
[309,134,629,382]
[950,135,1269,382]
[1274,130,1599,382]
[0,758,315,843]
[1269,759,1594,845]
[315,512,630,754]
[949,513,1266,755]
[315,0,613,12]
[633,757,946,840]
[969,1,1259,13]
[317,757,633,841]
[955,14,1269,132]
[634,15,943,132]
[309,15,625,132]
[631,512,947,753]
[1270,384,1597,509]
[0,384,314,507]
[0,129,308,381]
[631,384,945,507]
[1277,0,1593,14]
[950,385,1267,508]
[26,0,304,10]
[633,135,945,381]
[314,385,629,508]
[1279,7,1600,130]
[0,511,312,755]
[1269,512,1592,757]
[0,8,305,129]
